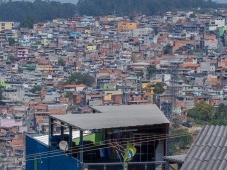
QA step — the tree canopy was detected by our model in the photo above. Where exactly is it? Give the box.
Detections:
[31,85,42,94]
[212,103,227,125]
[0,0,225,22]
[147,65,156,80]
[169,128,193,155]
[20,18,35,29]
[65,91,72,98]
[66,72,95,87]
[7,37,16,46]
[187,102,227,125]
[153,82,165,94]
[187,101,215,121]
[136,71,144,78]
[58,58,66,67]
[0,1,76,22]
[76,0,222,16]
[163,44,173,55]
[0,85,4,100]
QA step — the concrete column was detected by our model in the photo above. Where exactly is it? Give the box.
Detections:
[79,130,83,170]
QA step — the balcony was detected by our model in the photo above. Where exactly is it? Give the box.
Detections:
[84,161,166,170]
[27,105,169,170]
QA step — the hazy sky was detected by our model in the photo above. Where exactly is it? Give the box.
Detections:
[14,0,227,5]
[215,0,226,3]
[60,0,226,4]
[58,0,78,4]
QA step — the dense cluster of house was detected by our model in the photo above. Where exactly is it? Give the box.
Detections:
[1,8,227,169]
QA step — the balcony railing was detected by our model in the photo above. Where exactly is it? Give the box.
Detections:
[84,161,166,170]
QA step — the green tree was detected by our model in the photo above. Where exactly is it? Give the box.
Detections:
[7,37,16,46]
[67,72,95,87]
[8,55,16,62]
[189,13,196,18]
[153,82,165,94]
[136,71,144,78]
[76,0,221,16]
[153,82,165,104]
[0,0,222,22]
[212,103,227,125]
[187,101,215,121]
[214,103,227,119]
[0,1,76,22]
[20,17,34,29]
[65,91,72,98]
[187,103,227,125]
[169,128,193,155]
[58,58,66,67]
[166,23,174,32]
[0,85,4,100]
[31,85,42,94]
[163,44,173,55]
[147,65,156,80]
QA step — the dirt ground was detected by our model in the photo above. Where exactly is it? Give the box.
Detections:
[187,126,202,133]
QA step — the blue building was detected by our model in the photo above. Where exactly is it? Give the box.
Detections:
[26,135,79,170]
[26,104,169,170]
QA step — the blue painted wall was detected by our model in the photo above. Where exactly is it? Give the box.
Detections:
[26,135,79,170]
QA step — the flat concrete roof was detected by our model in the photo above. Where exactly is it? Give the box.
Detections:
[50,104,169,130]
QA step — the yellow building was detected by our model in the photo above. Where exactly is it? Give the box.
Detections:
[117,21,139,32]
[41,38,50,46]
[0,22,14,31]
[142,79,167,95]
[84,29,91,34]
[86,45,97,51]
[37,65,53,72]
[107,17,116,22]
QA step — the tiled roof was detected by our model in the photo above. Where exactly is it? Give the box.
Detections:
[181,125,227,170]
[64,84,86,88]
[182,63,200,68]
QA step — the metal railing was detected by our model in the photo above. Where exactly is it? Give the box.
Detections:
[84,161,166,170]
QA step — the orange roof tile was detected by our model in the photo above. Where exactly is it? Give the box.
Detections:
[35,104,48,110]
[64,84,86,88]
[204,35,216,41]
[182,63,200,68]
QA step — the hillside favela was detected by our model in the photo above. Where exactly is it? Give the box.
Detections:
[0,0,227,170]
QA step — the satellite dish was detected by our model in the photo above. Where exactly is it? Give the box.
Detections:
[59,141,68,151]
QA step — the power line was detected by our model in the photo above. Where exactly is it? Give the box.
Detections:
[26,133,193,162]
[24,132,196,162]
[25,131,186,159]
[25,134,160,159]
[26,130,195,158]
[26,125,171,158]
[1,132,195,165]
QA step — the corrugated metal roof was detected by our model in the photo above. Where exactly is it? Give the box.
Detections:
[181,125,227,170]
[50,104,169,130]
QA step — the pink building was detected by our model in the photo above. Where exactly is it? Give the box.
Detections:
[17,47,28,59]
[0,118,22,128]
